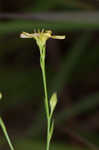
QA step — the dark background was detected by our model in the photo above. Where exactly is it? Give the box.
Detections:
[0,0,99,150]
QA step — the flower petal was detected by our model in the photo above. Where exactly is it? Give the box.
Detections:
[51,35,66,39]
[20,32,33,38]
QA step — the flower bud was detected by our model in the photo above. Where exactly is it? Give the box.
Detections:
[50,92,57,114]
[0,92,2,100]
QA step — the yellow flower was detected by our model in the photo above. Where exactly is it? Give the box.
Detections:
[20,29,65,47]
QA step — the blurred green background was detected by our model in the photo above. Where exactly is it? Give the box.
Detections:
[0,0,99,150]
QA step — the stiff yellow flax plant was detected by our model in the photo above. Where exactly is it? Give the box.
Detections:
[20,29,65,150]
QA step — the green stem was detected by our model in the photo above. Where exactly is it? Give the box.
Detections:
[0,117,14,150]
[41,60,49,120]
[40,46,51,150]
[47,119,50,150]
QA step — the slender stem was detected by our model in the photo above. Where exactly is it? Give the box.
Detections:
[41,60,49,120]
[0,117,14,150]
[40,46,51,150]
[47,118,50,150]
